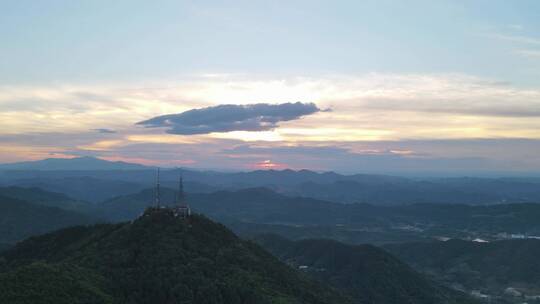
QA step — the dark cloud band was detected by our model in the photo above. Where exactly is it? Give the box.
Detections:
[92,128,116,134]
[136,102,321,135]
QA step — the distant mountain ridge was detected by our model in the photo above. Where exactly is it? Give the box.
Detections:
[4,176,220,203]
[0,186,91,211]
[2,157,540,205]
[0,156,150,171]
[6,178,148,203]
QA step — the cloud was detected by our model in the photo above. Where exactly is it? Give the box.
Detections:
[359,96,540,118]
[136,102,322,135]
[488,33,540,45]
[92,128,117,134]
[325,74,540,119]
[217,140,540,174]
[3,129,540,174]
[1,73,540,173]
[508,24,524,31]
[2,74,540,143]
[515,49,540,58]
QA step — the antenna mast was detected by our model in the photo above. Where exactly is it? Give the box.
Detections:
[177,173,184,206]
[155,167,161,208]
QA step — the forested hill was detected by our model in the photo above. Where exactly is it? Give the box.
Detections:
[0,186,91,211]
[0,210,350,304]
[385,239,540,302]
[254,234,479,304]
[0,195,97,244]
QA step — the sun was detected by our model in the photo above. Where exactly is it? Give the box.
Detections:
[253,159,287,170]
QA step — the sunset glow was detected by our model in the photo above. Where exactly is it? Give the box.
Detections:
[253,160,288,170]
[1,1,540,174]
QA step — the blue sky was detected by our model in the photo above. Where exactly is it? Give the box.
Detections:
[1,1,540,174]
[2,0,539,84]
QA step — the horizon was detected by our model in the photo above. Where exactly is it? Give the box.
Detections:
[2,1,540,174]
[4,3,540,301]
[2,155,540,178]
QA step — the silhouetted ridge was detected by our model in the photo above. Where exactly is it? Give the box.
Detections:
[0,186,92,211]
[0,156,149,171]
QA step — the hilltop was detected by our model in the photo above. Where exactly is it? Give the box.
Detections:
[0,210,349,304]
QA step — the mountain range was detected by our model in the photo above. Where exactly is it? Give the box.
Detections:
[1,178,537,303]
[0,156,149,171]
[3,157,540,205]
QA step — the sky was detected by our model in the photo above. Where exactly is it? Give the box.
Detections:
[1,0,540,175]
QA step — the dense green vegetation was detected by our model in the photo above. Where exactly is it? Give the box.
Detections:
[0,195,97,244]
[1,210,350,304]
[385,239,540,303]
[255,235,478,304]
[0,262,113,304]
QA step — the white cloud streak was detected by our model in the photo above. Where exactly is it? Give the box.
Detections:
[1,73,540,171]
[515,49,540,58]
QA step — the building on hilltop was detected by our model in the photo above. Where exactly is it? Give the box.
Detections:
[144,168,191,218]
